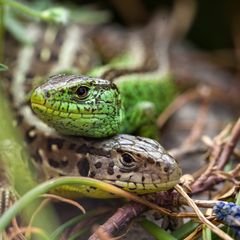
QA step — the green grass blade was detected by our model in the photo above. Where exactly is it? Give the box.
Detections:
[0,63,8,71]
[140,218,177,240]
[172,220,199,239]
[50,208,108,240]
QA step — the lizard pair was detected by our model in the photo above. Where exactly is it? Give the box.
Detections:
[1,22,181,204]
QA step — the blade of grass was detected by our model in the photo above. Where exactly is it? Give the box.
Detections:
[202,225,212,240]
[140,218,177,240]
[68,228,89,240]
[50,208,109,240]
[0,63,8,71]
[236,191,240,206]
[0,81,59,235]
[0,176,174,232]
[172,220,199,239]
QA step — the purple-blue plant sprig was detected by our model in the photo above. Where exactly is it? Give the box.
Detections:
[213,201,240,239]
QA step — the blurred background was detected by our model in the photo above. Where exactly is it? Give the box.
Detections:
[1,1,240,239]
[63,0,240,50]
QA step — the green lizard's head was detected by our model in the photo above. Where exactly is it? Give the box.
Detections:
[31,74,122,137]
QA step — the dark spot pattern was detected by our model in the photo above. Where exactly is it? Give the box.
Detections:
[61,159,69,167]
[77,158,89,177]
[164,166,169,173]
[89,171,96,177]
[94,162,102,169]
[49,158,60,168]
[34,149,43,163]
[107,167,114,175]
[108,161,114,168]
[76,144,89,154]
[147,157,155,164]
[16,114,24,125]
[68,143,77,150]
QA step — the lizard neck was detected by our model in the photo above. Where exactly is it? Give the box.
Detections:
[6,23,115,180]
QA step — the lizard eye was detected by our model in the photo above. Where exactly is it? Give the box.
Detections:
[120,153,136,168]
[76,86,89,99]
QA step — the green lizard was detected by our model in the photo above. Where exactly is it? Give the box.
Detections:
[30,26,177,138]
[0,23,181,214]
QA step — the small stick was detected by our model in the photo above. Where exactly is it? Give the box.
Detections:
[92,227,113,240]
[181,97,209,146]
[175,184,233,240]
[88,203,146,240]
[157,88,201,128]
[88,190,223,240]
[192,118,240,193]
[218,118,240,169]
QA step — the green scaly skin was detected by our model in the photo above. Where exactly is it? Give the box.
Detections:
[30,26,177,138]
[31,57,177,138]
[31,75,123,137]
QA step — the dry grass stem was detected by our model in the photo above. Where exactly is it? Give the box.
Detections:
[175,184,234,240]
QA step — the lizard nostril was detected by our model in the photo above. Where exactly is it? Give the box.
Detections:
[45,91,51,98]
[31,88,45,105]
[163,166,169,173]
[156,161,161,167]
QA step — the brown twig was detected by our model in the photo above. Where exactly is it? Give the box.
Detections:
[88,190,224,240]
[42,193,86,214]
[169,144,207,160]
[157,84,213,129]
[218,118,240,168]
[191,118,240,193]
[181,97,209,146]
[157,88,201,129]
[175,184,234,240]
[11,217,25,240]
[91,226,113,240]
[88,203,146,240]
[8,226,48,240]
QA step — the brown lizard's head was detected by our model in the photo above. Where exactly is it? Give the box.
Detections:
[32,133,181,198]
[87,134,182,195]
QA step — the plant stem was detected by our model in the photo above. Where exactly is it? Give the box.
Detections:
[0,3,4,62]
[0,0,42,19]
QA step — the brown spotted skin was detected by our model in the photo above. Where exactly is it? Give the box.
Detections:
[23,123,181,197]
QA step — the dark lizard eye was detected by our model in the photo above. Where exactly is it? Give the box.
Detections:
[76,86,89,99]
[120,153,136,168]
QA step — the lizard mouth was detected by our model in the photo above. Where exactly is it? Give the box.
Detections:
[105,179,179,194]
[31,102,107,119]
[31,91,111,117]
[51,179,180,199]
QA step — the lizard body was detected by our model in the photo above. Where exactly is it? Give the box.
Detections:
[1,23,181,203]
[30,24,177,138]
